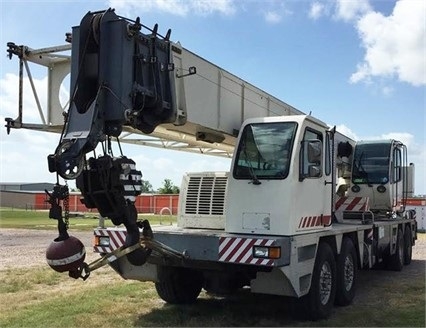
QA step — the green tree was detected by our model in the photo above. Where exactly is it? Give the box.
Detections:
[141,180,154,193]
[157,178,179,194]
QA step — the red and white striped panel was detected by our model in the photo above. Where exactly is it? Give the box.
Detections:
[218,237,275,266]
[298,215,331,229]
[335,196,369,212]
[94,229,126,253]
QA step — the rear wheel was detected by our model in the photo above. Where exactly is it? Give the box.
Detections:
[389,228,404,271]
[335,237,357,306]
[303,242,337,320]
[403,228,412,265]
[155,266,203,304]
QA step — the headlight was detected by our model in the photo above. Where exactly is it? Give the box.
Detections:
[351,185,360,193]
[93,236,110,247]
[253,246,281,259]
[377,185,386,193]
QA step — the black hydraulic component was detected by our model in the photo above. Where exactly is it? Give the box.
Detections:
[6,42,23,59]
[76,155,150,265]
[76,156,142,225]
[45,184,70,241]
[5,117,14,135]
[48,8,177,180]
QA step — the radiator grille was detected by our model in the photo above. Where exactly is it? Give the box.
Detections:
[185,175,227,215]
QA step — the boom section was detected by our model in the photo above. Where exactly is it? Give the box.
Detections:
[5,8,304,161]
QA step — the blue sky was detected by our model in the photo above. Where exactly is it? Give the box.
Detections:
[0,0,425,195]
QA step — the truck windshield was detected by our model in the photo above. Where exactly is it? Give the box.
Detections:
[233,122,297,181]
[352,142,391,185]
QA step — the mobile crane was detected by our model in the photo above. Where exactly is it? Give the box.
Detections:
[5,8,417,320]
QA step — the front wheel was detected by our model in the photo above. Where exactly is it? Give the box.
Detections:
[303,242,337,320]
[389,228,404,271]
[335,237,357,306]
[403,228,412,265]
[155,266,203,304]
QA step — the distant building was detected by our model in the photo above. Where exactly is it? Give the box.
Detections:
[0,182,55,210]
[406,197,426,232]
[0,182,179,214]
[0,182,55,192]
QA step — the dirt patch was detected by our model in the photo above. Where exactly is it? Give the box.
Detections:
[1,228,424,269]
[0,229,96,269]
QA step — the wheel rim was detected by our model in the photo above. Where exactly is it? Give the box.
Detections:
[343,255,354,292]
[319,261,332,305]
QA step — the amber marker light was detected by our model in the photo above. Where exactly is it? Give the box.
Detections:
[253,246,281,259]
[93,236,110,247]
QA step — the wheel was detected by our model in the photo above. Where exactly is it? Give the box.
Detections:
[335,237,357,306]
[155,266,203,304]
[389,228,404,271]
[303,242,337,320]
[403,228,412,265]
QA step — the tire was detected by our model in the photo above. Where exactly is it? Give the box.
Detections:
[389,228,404,271]
[335,237,357,306]
[403,228,412,265]
[303,242,337,320]
[155,266,203,304]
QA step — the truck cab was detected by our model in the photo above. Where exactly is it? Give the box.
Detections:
[226,115,336,236]
[347,139,409,216]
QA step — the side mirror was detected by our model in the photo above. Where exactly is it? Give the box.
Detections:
[300,139,323,181]
[309,164,321,177]
[307,141,322,163]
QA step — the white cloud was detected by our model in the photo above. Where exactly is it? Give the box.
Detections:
[334,0,371,22]
[381,85,394,97]
[336,124,358,140]
[309,1,425,87]
[0,128,61,185]
[0,71,68,184]
[1,73,46,122]
[309,1,326,20]
[108,0,236,17]
[264,11,282,24]
[350,0,426,86]
[0,73,69,125]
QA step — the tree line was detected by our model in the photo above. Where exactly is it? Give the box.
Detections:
[142,178,179,194]
[70,178,179,194]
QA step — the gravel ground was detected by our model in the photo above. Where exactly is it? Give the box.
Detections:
[0,229,97,269]
[0,228,424,270]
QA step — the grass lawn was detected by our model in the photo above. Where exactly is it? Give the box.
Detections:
[0,263,424,327]
[0,208,176,230]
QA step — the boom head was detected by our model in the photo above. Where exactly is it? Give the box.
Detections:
[48,8,178,179]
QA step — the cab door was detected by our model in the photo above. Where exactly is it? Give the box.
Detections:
[296,127,332,229]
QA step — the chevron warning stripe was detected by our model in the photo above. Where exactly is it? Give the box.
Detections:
[218,237,275,266]
[93,229,126,253]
